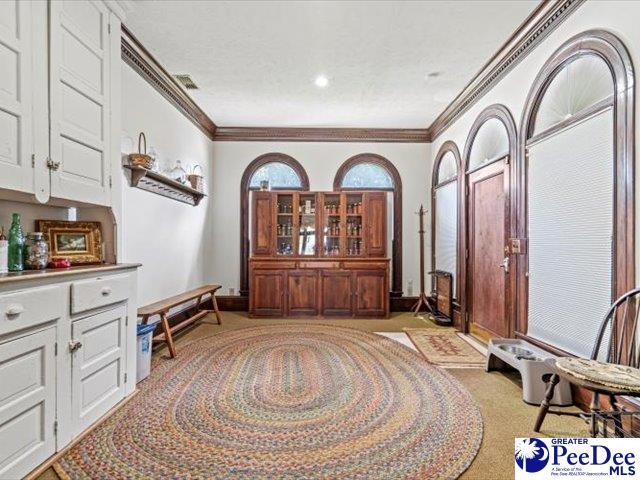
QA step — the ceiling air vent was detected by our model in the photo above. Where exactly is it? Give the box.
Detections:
[174,74,198,90]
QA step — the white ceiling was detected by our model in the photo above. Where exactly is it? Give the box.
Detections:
[126,1,538,129]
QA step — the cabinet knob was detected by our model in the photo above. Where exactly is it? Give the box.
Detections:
[101,287,112,296]
[5,304,25,317]
[69,339,83,352]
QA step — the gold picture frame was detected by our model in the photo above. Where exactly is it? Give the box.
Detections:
[36,220,103,265]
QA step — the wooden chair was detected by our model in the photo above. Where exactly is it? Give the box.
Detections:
[534,287,640,437]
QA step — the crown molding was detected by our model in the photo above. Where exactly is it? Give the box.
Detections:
[120,25,217,140]
[120,0,584,144]
[213,126,431,143]
[427,0,586,141]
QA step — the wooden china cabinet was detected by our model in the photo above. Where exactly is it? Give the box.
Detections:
[249,191,389,318]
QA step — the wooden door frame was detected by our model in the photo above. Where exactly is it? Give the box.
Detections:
[461,104,518,336]
[466,158,511,340]
[516,30,635,344]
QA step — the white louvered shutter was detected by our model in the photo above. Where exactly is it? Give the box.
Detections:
[435,182,458,297]
[527,108,614,357]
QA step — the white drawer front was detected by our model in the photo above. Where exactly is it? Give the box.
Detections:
[71,274,129,315]
[0,285,63,336]
[0,327,56,479]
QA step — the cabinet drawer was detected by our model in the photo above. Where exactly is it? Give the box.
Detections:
[341,262,387,270]
[0,285,63,336]
[298,261,339,269]
[251,261,296,270]
[71,274,129,315]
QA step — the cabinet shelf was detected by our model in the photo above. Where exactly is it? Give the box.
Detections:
[123,165,206,206]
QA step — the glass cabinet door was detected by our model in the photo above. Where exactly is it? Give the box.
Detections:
[322,193,342,256]
[275,193,294,255]
[297,193,317,256]
[345,193,364,256]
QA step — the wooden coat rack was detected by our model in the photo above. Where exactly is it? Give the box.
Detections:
[412,204,434,317]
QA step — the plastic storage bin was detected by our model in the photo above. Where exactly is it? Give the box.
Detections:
[136,323,156,383]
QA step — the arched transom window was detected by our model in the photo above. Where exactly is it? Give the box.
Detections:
[248,162,303,189]
[436,151,458,184]
[468,117,510,171]
[533,54,615,136]
[340,162,394,189]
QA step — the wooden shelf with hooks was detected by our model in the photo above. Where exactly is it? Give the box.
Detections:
[123,165,206,206]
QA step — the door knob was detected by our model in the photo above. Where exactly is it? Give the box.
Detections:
[69,339,83,352]
[499,257,509,274]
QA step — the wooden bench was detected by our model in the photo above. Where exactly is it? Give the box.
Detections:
[138,284,222,358]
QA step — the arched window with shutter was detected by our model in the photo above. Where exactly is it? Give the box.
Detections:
[518,31,634,357]
[432,142,462,298]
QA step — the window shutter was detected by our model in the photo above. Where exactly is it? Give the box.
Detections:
[526,108,614,357]
[435,182,458,297]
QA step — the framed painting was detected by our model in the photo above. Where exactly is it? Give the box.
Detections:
[36,220,103,265]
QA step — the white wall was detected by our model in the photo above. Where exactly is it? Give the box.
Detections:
[209,142,431,295]
[429,0,640,283]
[119,63,215,306]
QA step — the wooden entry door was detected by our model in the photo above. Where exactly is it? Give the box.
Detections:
[467,160,510,340]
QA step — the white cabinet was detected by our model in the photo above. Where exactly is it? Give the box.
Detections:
[0,265,138,478]
[50,0,113,205]
[0,327,56,480]
[0,1,35,194]
[0,0,122,206]
[71,306,126,435]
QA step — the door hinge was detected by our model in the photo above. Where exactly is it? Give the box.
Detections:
[465,248,469,259]
[124,373,128,383]
[125,315,128,326]
[465,184,469,196]
[54,342,58,356]
[108,23,111,34]
[54,420,58,435]
[31,154,35,168]
[109,175,113,188]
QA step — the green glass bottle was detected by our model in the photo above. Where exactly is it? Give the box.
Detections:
[8,213,25,272]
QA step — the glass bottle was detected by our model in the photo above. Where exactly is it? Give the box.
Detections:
[8,213,25,272]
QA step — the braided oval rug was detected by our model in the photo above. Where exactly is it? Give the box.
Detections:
[55,325,483,479]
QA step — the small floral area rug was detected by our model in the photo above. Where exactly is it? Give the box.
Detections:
[404,328,486,368]
[55,325,483,479]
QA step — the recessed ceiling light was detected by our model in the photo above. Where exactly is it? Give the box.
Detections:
[315,75,329,88]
